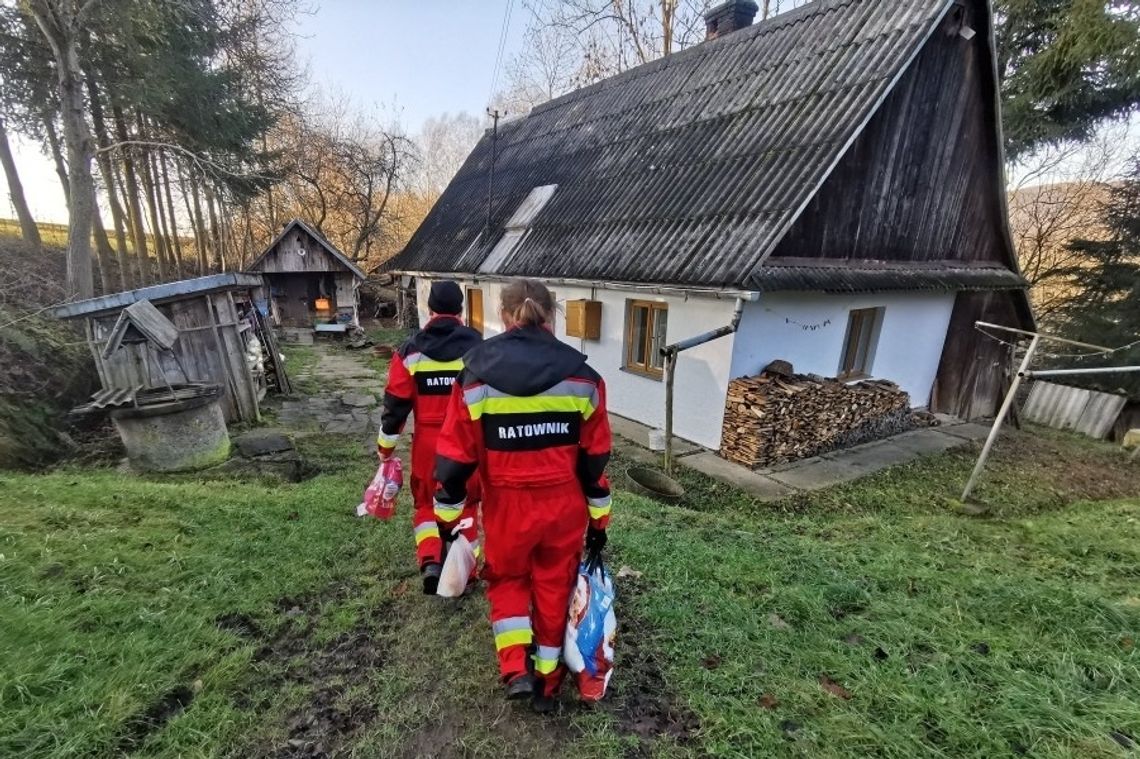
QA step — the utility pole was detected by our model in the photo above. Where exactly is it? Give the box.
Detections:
[486,108,503,234]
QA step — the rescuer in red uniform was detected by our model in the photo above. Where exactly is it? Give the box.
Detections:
[434,279,612,712]
[378,281,483,594]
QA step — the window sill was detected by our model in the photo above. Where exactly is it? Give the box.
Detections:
[620,366,663,382]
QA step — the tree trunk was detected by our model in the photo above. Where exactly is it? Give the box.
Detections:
[43,115,71,208]
[147,147,174,273]
[86,69,131,289]
[112,105,151,285]
[0,115,42,250]
[159,150,183,269]
[135,115,168,280]
[92,203,115,293]
[243,203,255,268]
[180,162,207,274]
[205,183,223,270]
[27,11,95,300]
[187,167,209,274]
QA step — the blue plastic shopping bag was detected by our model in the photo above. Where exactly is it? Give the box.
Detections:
[563,560,617,701]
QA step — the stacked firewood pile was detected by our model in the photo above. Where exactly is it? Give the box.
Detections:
[721,370,924,468]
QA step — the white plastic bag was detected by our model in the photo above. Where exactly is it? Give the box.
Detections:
[564,561,617,701]
[436,518,476,598]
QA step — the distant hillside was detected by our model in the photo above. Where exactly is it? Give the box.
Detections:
[0,217,195,255]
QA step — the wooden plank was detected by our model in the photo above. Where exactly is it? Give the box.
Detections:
[255,307,291,395]
[214,292,261,423]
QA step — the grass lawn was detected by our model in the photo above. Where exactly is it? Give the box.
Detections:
[1,423,1138,757]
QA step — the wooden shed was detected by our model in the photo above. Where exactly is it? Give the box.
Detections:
[248,219,367,331]
[53,273,277,423]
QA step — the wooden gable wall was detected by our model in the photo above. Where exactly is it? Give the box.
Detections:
[255,227,347,274]
[770,1,1010,268]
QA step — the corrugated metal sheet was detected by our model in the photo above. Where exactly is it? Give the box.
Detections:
[388,0,959,288]
[1023,381,1127,440]
[52,273,265,320]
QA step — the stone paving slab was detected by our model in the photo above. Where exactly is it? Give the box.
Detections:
[341,392,377,407]
[888,428,969,456]
[766,457,867,491]
[938,422,991,442]
[680,453,794,501]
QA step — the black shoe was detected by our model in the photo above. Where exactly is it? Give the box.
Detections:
[531,693,557,714]
[505,673,536,700]
[421,563,441,595]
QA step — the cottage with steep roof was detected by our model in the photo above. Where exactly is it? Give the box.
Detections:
[386,0,1032,450]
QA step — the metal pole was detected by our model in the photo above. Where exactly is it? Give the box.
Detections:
[975,321,1112,352]
[663,350,677,477]
[1023,366,1140,378]
[485,109,501,234]
[961,335,1041,502]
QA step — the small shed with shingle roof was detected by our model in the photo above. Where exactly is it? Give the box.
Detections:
[248,219,367,330]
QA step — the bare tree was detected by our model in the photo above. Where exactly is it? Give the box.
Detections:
[413,112,485,197]
[1007,124,1136,320]
[500,0,809,112]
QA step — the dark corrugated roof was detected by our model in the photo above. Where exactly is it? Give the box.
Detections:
[389,0,968,288]
[753,259,1028,292]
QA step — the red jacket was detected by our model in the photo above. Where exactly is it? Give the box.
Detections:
[377,316,483,453]
[433,326,612,529]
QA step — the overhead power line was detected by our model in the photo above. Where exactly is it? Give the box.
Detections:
[488,0,516,108]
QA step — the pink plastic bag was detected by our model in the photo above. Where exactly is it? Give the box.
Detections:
[356,457,402,520]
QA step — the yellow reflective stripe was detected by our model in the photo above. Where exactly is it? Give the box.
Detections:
[588,503,612,521]
[533,645,561,675]
[534,657,559,675]
[406,358,464,374]
[434,501,464,522]
[414,522,439,545]
[495,629,533,651]
[467,395,594,421]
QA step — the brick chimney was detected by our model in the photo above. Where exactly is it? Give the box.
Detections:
[704,0,760,41]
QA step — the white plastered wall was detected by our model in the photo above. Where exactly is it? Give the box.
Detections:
[729,292,956,408]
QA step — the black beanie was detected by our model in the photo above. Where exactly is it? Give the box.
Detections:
[428,280,463,315]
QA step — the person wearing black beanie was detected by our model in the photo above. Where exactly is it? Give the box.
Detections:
[427,280,464,316]
[377,279,483,594]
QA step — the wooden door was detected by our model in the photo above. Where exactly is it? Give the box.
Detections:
[276,276,312,326]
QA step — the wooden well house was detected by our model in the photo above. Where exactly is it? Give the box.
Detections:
[53,273,288,423]
[248,219,367,331]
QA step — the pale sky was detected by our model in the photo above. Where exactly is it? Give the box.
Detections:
[4,3,1137,224]
[5,1,526,223]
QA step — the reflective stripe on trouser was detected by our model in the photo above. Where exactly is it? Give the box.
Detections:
[492,616,532,651]
[483,480,588,696]
[410,423,477,567]
[533,645,562,675]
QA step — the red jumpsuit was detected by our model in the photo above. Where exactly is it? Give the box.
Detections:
[434,325,612,697]
[378,315,482,568]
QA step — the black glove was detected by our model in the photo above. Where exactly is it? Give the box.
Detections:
[585,526,607,572]
[438,521,459,543]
